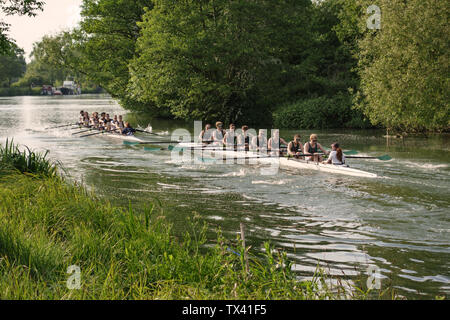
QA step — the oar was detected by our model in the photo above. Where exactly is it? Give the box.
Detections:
[144,147,167,151]
[123,140,182,146]
[198,155,276,162]
[79,130,105,138]
[46,123,78,129]
[72,128,92,135]
[134,128,164,136]
[345,155,392,161]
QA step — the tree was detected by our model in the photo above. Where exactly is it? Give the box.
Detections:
[77,0,154,110]
[15,32,95,88]
[356,0,449,132]
[0,0,44,54]
[0,44,26,87]
[129,0,312,124]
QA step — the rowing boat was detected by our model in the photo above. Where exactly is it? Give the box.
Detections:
[74,125,145,143]
[176,143,378,178]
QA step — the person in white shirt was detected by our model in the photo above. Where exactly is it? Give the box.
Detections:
[237,125,252,150]
[199,124,213,143]
[323,142,345,165]
[268,130,288,155]
[212,121,226,144]
[251,129,268,151]
[223,123,237,147]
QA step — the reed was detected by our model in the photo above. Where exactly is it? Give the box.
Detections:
[0,139,58,177]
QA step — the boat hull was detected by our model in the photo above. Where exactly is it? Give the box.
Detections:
[75,125,145,143]
[176,143,377,178]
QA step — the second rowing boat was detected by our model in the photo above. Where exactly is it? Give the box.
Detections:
[75,125,146,143]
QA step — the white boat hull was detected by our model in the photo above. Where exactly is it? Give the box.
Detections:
[75,125,145,143]
[176,143,377,178]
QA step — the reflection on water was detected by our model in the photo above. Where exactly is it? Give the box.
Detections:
[0,95,449,299]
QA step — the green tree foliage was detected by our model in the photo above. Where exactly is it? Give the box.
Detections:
[356,0,449,132]
[273,93,371,129]
[77,0,153,110]
[0,45,26,87]
[129,0,312,124]
[14,33,77,86]
[0,0,44,54]
[14,33,100,91]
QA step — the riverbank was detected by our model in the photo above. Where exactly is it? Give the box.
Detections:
[0,87,105,97]
[0,142,374,299]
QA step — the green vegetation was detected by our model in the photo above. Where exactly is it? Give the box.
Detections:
[273,95,371,130]
[355,0,449,133]
[3,0,448,132]
[0,0,44,54]
[0,140,387,299]
[0,139,58,177]
[0,45,26,87]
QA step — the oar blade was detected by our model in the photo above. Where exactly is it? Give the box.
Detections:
[123,141,140,146]
[144,147,163,151]
[377,155,392,161]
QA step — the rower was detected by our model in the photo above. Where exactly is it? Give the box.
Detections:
[121,122,136,136]
[237,125,251,151]
[99,112,107,129]
[111,115,118,128]
[287,134,304,158]
[90,112,100,128]
[268,130,288,155]
[117,115,125,130]
[82,112,90,127]
[323,142,345,165]
[223,123,237,148]
[303,134,328,162]
[199,123,213,143]
[251,129,268,152]
[212,121,226,144]
[79,110,84,124]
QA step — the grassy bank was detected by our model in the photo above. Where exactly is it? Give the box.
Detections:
[0,140,379,299]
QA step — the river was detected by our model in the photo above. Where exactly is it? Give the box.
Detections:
[1,94,449,299]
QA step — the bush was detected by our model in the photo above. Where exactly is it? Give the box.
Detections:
[273,94,372,129]
[0,86,41,96]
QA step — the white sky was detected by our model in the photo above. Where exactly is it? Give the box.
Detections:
[1,0,83,60]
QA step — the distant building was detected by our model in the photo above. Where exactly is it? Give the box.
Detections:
[59,81,81,95]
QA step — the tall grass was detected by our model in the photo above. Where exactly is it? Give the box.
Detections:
[0,170,363,299]
[0,139,58,177]
[0,142,387,299]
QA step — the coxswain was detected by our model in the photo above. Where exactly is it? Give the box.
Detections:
[121,122,136,136]
[323,142,345,165]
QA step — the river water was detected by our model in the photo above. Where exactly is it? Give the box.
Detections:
[1,95,449,299]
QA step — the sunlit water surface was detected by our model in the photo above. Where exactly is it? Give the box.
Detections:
[1,95,449,299]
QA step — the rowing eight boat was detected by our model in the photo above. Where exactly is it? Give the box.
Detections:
[74,125,145,143]
[176,143,378,178]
